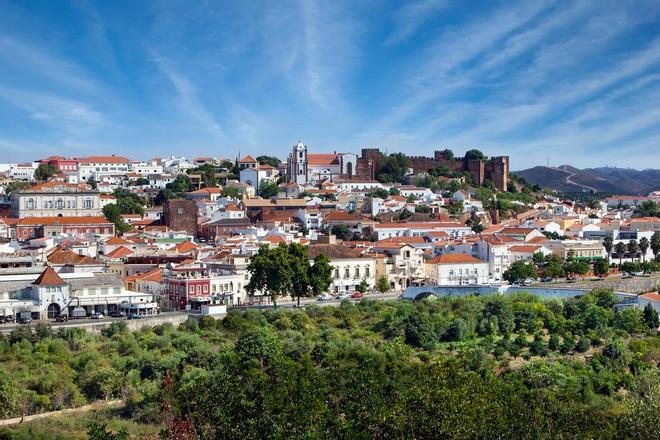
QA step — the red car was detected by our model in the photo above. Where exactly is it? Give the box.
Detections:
[351,292,364,299]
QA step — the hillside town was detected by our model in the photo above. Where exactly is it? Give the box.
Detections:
[0,142,659,323]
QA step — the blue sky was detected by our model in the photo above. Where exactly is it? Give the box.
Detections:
[1,0,659,170]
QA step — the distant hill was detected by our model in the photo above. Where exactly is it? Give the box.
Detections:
[512,165,660,194]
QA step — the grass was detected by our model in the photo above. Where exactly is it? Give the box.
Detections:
[0,407,160,440]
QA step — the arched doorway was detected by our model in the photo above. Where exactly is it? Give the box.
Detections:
[47,303,61,319]
[346,161,353,179]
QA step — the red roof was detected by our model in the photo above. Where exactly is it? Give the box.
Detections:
[307,154,338,166]
[640,292,660,302]
[239,155,258,163]
[32,266,66,286]
[105,246,134,258]
[18,217,112,226]
[426,254,484,264]
[170,241,198,253]
[508,245,542,253]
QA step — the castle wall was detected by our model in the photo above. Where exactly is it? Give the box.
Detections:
[358,148,509,191]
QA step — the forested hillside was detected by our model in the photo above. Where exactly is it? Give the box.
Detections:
[0,291,658,439]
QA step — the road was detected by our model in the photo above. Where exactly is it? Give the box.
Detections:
[558,167,599,192]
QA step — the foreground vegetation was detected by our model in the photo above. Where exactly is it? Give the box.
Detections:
[0,289,658,439]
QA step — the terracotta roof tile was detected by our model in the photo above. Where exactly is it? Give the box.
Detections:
[32,266,66,286]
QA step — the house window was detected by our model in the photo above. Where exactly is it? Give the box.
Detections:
[334,268,339,278]
[189,285,194,293]
[55,198,64,209]
[344,267,350,278]
[84,198,93,209]
[354,267,360,278]
[365,266,370,277]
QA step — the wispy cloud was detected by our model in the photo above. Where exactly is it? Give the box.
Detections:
[152,57,223,139]
[385,0,448,45]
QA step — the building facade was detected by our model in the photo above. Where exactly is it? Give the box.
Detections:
[11,181,101,218]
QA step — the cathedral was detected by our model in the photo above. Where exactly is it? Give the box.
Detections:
[286,141,371,185]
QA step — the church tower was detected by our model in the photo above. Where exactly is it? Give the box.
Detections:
[288,141,308,184]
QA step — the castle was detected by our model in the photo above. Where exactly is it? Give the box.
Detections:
[286,142,508,191]
[359,148,509,191]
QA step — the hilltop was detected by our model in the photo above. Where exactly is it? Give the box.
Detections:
[513,165,660,194]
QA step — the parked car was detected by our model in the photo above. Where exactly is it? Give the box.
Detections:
[540,276,553,283]
[90,312,104,319]
[0,316,14,324]
[351,292,364,299]
[18,317,33,324]
[127,313,143,320]
[336,293,351,300]
[55,314,68,322]
[317,293,334,302]
[109,311,126,318]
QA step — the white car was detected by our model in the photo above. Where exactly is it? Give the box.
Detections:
[90,312,104,319]
[336,293,351,300]
[317,294,334,301]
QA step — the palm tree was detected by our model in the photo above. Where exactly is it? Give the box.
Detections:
[627,239,639,263]
[638,237,649,263]
[615,242,627,265]
[603,236,613,262]
[651,231,660,259]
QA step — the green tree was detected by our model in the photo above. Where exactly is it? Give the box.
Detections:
[331,225,353,241]
[376,276,390,292]
[375,153,411,183]
[258,180,280,199]
[0,370,18,418]
[102,204,131,235]
[464,149,486,161]
[603,235,613,261]
[593,259,609,277]
[651,231,660,258]
[4,180,31,194]
[246,245,292,308]
[642,303,659,330]
[438,149,454,160]
[633,200,659,217]
[503,261,537,284]
[309,253,333,297]
[87,421,129,440]
[403,312,437,349]
[87,176,98,189]
[287,243,312,307]
[256,155,282,168]
[615,242,627,265]
[34,163,57,181]
[222,187,243,199]
[638,237,649,263]
[627,239,639,262]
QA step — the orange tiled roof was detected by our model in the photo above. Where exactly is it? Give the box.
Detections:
[105,246,134,258]
[307,154,338,166]
[32,266,66,286]
[426,254,484,264]
[18,217,112,226]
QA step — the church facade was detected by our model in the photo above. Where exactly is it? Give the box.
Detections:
[286,142,372,185]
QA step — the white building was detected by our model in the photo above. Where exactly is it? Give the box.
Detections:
[239,165,278,192]
[10,181,102,218]
[308,244,376,293]
[0,266,156,320]
[425,254,489,285]
[374,221,472,240]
